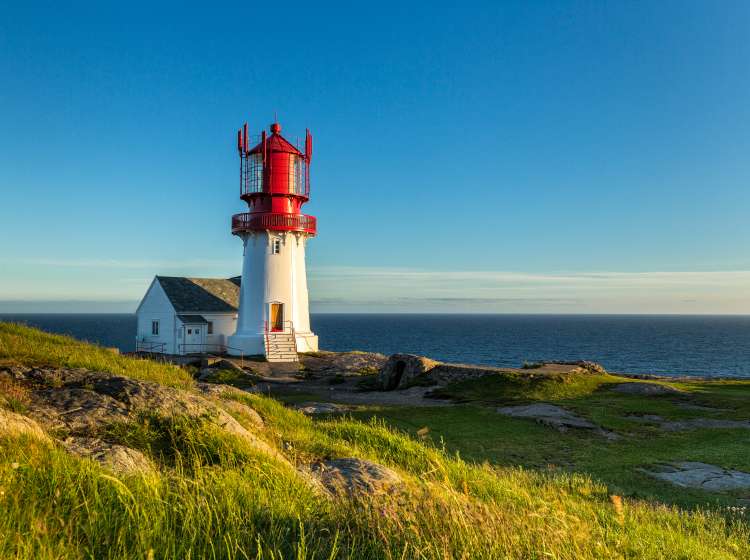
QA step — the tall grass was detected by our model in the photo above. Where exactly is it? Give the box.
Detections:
[0,322,193,389]
[2,411,747,559]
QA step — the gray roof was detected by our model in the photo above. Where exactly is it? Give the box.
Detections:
[156,276,240,312]
[177,314,208,324]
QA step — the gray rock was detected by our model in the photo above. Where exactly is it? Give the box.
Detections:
[675,403,724,412]
[196,382,248,399]
[497,403,618,439]
[28,387,130,432]
[212,359,245,372]
[61,437,153,475]
[378,354,440,391]
[645,462,750,492]
[300,351,388,376]
[217,399,265,428]
[0,409,50,442]
[0,365,31,381]
[528,361,608,374]
[660,419,750,432]
[624,414,665,423]
[310,458,402,496]
[296,402,353,415]
[22,370,275,458]
[611,382,683,396]
[26,367,91,386]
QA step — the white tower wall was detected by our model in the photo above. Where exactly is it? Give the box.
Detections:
[227,230,318,356]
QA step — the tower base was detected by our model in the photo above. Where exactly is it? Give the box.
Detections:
[294,331,319,353]
[226,333,264,356]
[226,331,319,356]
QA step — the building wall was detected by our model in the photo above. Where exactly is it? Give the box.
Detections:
[136,279,177,354]
[200,313,238,349]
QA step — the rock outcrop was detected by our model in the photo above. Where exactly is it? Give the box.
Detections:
[0,409,50,442]
[377,357,609,392]
[62,437,153,475]
[300,351,388,376]
[378,354,441,390]
[612,382,682,396]
[645,462,750,492]
[295,402,354,415]
[497,403,618,440]
[310,458,403,496]
[526,361,608,374]
[0,366,277,468]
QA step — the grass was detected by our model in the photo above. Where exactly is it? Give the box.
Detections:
[4,401,750,559]
[201,368,257,389]
[2,323,750,558]
[428,368,617,403]
[0,322,194,389]
[347,370,750,510]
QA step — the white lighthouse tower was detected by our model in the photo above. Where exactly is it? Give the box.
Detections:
[227,121,319,361]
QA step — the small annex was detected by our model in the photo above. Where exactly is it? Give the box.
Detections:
[135,276,240,355]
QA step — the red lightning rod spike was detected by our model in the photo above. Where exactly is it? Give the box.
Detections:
[237,130,242,153]
[242,123,248,152]
[305,129,313,164]
[261,130,267,164]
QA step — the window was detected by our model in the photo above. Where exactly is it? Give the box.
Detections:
[151,320,159,336]
[272,238,281,254]
[195,329,200,335]
[207,321,213,334]
[187,329,192,335]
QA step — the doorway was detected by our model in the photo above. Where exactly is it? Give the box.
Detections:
[184,325,204,353]
[269,303,284,332]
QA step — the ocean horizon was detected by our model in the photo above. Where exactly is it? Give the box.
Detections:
[2,312,749,379]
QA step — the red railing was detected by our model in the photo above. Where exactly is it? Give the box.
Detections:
[231,212,317,235]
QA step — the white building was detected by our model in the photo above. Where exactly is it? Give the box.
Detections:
[135,276,241,355]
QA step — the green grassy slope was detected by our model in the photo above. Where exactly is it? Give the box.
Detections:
[0,322,194,389]
[1,323,749,559]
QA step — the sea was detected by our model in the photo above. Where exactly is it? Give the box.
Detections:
[1,313,749,378]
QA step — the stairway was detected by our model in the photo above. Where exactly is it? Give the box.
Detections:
[265,331,299,362]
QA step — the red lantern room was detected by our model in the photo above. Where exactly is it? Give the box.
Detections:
[232,122,317,236]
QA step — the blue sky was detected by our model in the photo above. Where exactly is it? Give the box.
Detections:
[1,0,749,313]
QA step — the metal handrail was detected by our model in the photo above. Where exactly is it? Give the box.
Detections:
[178,343,228,354]
[135,340,166,353]
[265,319,295,333]
[231,212,316,235]
[177,343,245,368]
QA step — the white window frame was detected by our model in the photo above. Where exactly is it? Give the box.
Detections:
[272,238,281,255]
[151,320,159,336]
[207,321,214,334]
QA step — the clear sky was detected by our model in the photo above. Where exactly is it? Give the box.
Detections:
[1,0,749,313]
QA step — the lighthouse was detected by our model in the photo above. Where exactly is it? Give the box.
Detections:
[227,121,319,360]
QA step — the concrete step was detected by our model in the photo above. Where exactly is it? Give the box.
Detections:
[267,356,299,363]
[265,332,299,362]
